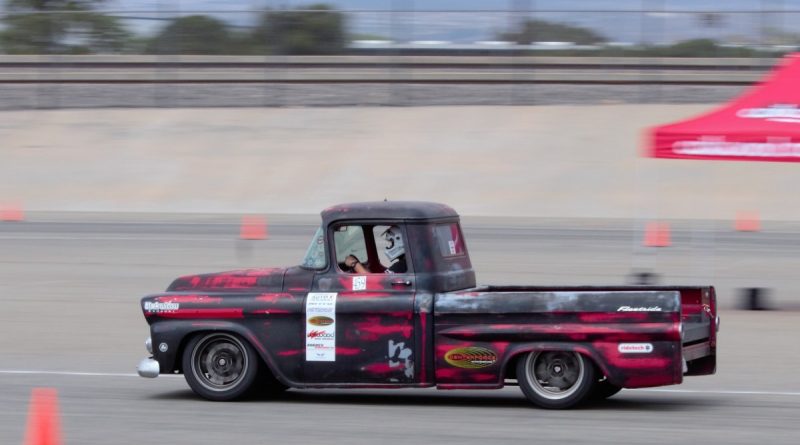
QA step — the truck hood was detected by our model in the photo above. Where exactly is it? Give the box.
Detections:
[166,267,286,292]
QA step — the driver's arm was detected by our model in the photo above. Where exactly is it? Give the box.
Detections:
[345,255,368,274]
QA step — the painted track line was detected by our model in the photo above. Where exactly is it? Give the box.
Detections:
[0,370,799,396]
[0,370,179,378]
[634,388,800,396]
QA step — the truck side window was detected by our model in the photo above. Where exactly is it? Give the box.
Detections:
[301,226,327,269]
[333,225,367,271]
[434,223,465,257]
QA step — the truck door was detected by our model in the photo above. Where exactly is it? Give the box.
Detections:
[304,223,417,384]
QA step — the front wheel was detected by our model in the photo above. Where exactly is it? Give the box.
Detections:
[183,333,259,401]
[516,351,595,409]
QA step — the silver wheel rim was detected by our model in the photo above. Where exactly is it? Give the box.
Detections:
[524,351,585,400]
[191,334,248,392]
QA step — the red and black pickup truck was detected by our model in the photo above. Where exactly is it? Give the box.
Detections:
[137,201,718,409]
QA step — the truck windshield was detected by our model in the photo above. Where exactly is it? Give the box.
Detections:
[301,226,327,269]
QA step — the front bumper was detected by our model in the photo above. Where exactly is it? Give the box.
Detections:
[137,335,159,378]
[137,357,160,378]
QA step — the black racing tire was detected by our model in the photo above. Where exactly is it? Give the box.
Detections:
[182,332,259,401]
[589,379,623,401]
[516,351,595,409]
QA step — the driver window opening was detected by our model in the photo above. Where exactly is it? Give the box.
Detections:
[334,224,409,274]
[334,225,367,272]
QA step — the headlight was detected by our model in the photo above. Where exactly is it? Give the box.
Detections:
[145,337,153,354]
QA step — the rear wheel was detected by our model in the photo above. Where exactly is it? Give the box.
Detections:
[183,333,259,401]
[516,351,595,409]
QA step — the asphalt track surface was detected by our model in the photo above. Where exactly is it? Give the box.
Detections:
[1,214,799,444]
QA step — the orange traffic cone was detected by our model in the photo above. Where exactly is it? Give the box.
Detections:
[644,222,671,247]
[240,215,268,240]
[23,388,62,445]
[1,203,24,221]
[734,211,761,232]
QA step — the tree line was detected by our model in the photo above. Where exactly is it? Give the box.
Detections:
[0,1,782,57]
[0,1,346,55]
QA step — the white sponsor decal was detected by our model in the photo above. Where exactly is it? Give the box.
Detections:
[144,301,180,312]
[617,306,662,312]
[448,240,457,255]
[305,293,337,361]
[618,343,654,354]
[352,276,366,291]
[307,330,334,340]
[673,140,800,158]
[737,104,800,123]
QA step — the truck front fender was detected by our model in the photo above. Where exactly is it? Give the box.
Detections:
[150,320,294,387]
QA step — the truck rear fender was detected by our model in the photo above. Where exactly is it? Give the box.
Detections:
[501,341,682,388]
[501,342,612,385]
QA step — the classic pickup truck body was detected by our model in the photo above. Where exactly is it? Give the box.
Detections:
[138,201,718,409]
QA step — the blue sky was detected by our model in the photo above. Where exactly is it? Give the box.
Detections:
[98,1,800,43]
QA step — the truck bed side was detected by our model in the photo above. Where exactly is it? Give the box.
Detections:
[433,285,716,389]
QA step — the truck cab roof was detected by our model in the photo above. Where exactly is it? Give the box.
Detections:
[319,201,475,292]
[321,201,459,226]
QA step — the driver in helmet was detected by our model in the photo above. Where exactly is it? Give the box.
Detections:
[345,225,407,274]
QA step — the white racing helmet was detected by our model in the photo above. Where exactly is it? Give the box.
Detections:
[382,225,405,261]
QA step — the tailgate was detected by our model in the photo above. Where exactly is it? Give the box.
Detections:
[680,287,718,376]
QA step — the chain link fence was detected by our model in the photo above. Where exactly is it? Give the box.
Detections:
[1,2,798,108]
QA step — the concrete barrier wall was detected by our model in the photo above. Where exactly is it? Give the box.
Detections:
[2,104,798,220]
[0,55,775,84]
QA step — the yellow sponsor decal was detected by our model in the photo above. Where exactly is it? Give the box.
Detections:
[308,316,334,326]
[444,347,497,369]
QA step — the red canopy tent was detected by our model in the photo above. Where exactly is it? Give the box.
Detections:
[649,53,800,162]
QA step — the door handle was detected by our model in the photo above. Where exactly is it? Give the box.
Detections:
[390,278,412,286]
